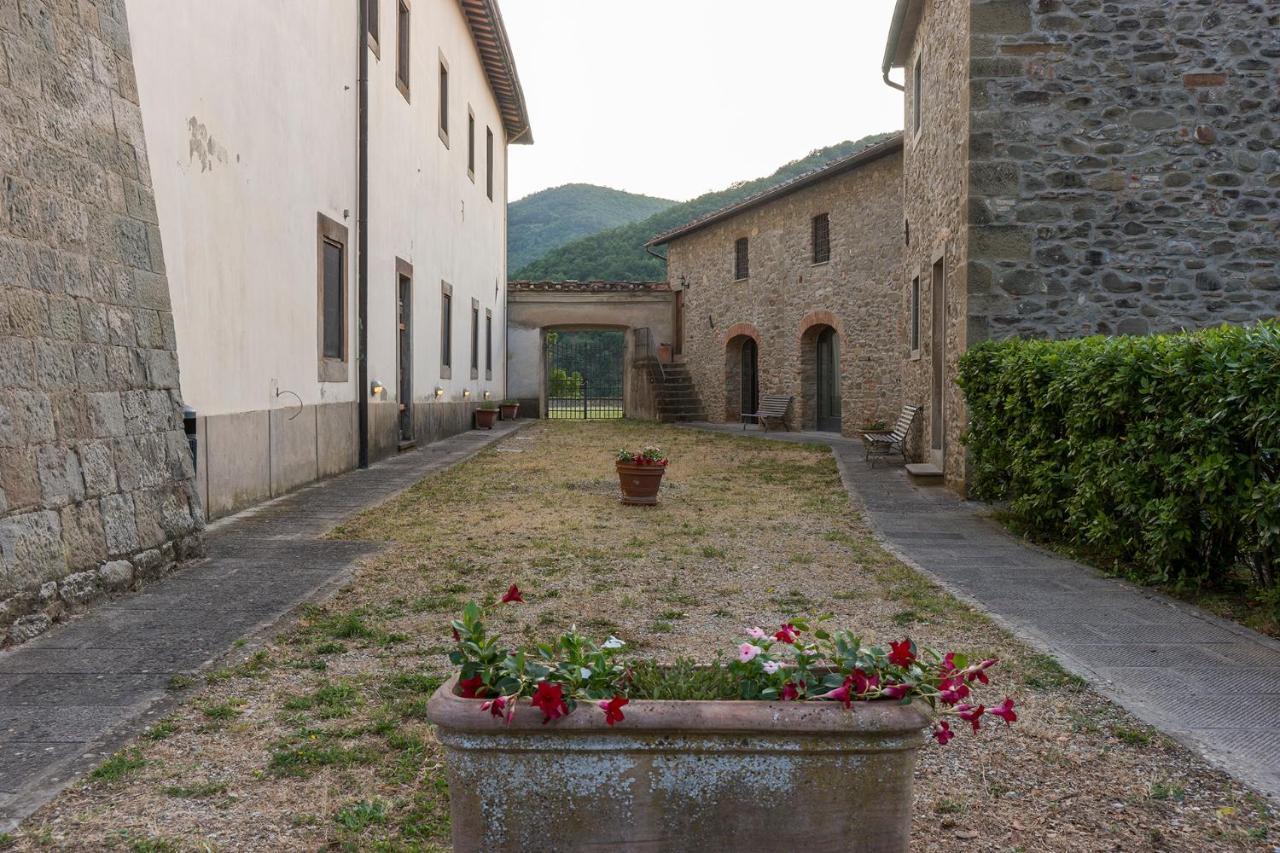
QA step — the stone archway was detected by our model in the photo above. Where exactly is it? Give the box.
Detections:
[798,312,844,432]
[723,323,761,421]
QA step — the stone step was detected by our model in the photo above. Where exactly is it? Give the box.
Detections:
[904,462,945,485]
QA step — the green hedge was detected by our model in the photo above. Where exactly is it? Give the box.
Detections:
[956,322,1280,592]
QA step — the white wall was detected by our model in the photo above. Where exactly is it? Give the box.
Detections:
[128,0,509,419]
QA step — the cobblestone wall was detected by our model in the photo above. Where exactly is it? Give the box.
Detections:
[967,0,1280,339]
[669,148,904,435]
[0,0,202,645]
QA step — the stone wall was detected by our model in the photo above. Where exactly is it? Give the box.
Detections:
[669,148,904,436]
[967,0,1280,340]
[898,0,973,484]
[0,0,202,645]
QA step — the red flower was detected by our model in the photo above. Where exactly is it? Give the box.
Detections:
[773,623,799,644]
[881,682,911,700]
[941,651,959,676]
[937,676,970,706]
[965,658,999,684]
[530,681,568,724]
[956,703,985,733]
[501,584,524,603]
[933,720,955,745]
[816,677,855,709]
[451,626,460,642]
[988,697,1017,726]
[480,696,506,718]
[598,695,628,726]
[889,639,916,668]
[849,669,879,696]
[458,675,485,698]
[781,681,802,701]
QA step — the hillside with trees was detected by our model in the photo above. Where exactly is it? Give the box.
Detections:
[508,184,676,272]
[511,132,897,282]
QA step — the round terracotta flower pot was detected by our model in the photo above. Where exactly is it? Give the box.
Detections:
[474,408,498,429]
[427,673,930,853]
[616,462,665,506]
[499,403,519,420]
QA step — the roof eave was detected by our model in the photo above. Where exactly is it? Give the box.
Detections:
[460,0,533,144]
[881,0,924,74]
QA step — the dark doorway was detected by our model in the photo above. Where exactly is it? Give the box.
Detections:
[397,271,413,443]
[740,338,759,416]
[545,329,624,419]
[815,326,841,432]
[930,258,945,466]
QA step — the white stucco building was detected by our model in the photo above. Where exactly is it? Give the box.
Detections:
[125,0,531,517]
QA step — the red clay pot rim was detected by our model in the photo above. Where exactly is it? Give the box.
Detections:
[427,674,932,736]
[615,462,667,471]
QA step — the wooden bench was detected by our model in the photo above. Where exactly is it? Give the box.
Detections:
[741,394,793,431]
[862,405,920,464]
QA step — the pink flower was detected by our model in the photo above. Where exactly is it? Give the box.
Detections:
[816,677,855,709]
[965,658,999,684]
[781,681,802,701]
[937,676,969,706]
[773,623,798,644]
[849,669,879,696]
[889,639,916,668]
[598,695,628,726]
[761,660,781,675]
[530,681,568,724]
[881,682,911,700]
[956,703,985,733]
[933,720,955,745]
[746,627,766,640]
[988,697,1017,726]
[501,584,524,603]
[738,643,762,663]
[941,651,959,676]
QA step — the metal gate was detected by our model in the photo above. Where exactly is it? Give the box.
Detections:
[545,330,624,419]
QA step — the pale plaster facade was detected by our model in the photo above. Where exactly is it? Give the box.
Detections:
[127,0,526,517]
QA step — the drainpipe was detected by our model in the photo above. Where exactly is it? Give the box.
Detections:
[882,69,905,92]
[881,0,908,91]
[356,0,370,468]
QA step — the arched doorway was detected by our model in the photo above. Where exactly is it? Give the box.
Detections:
[815,327,841,432]
[741,338,759,416]
[724,331,760,420]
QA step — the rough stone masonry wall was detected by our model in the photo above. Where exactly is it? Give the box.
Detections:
[669,151,904,436]
[967,0,1280,340]
[0,0,203,645]
[899,0,973,487]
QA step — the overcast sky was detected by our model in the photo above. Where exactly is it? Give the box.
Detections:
[501,1,904,203]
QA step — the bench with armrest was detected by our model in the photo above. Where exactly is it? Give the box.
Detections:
[741,394,793,431]
[862,405,920,464]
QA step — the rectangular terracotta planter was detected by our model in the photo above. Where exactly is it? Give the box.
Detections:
[427,674,930,852]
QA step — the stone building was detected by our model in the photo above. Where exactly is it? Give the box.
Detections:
[127,0,530,518]
[1,0,202,646]
[649,136,905,435]
[882,0,1279,490]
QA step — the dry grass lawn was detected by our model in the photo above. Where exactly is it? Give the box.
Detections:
[6,421,1277,851]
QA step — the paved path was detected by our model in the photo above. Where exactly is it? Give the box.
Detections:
[685,423,1280,801]
[0,419,528,832]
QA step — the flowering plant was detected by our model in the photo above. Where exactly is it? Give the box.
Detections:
[449,593,1016,743]
[615,445,668,466]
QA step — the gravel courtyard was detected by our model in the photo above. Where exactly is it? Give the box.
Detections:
[7,421,1276,851]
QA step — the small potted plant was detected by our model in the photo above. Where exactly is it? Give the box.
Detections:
[428,596,1016,851]
[474,402,499,430]
[615,445,668,506]
[499,399,520,420]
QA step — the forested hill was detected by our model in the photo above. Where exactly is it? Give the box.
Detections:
[511,132,897,282]
[507,184,676,272]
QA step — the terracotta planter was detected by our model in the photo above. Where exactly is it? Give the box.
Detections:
[474,408,498,429]
[499,403,519,420]
[616,462,665,506]
[428,673,930,852]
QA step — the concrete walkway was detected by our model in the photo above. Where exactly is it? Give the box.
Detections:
[0,419,528,832]
[685,422,1280,801]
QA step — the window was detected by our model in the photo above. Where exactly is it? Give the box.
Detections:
[316,213,349,381]
[440,282,452,377]
[470,299,479,378]
[812,213,830,264]
[734,237,749,281]
[910,276,921,355]
[395,0,409,100]
[485,308,493,378]
[912,53,922,134]
[467,108,476,180]
[438,56,449,145]
[366,0,380,56]
[485,127,494,200]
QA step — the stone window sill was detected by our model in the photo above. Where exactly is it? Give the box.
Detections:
[810,260,830,268]
[909,350,921,362]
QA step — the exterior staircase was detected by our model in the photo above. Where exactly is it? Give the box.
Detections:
[652,361,706,423]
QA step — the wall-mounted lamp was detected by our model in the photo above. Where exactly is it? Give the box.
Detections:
[462,388,471,398]
[434,387,444,398]
[679,274,688,290]
[370,379,384,398]
[483,390,491,400]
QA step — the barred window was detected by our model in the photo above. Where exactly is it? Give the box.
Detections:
[812,213,830,264]
[734,237,749,281]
